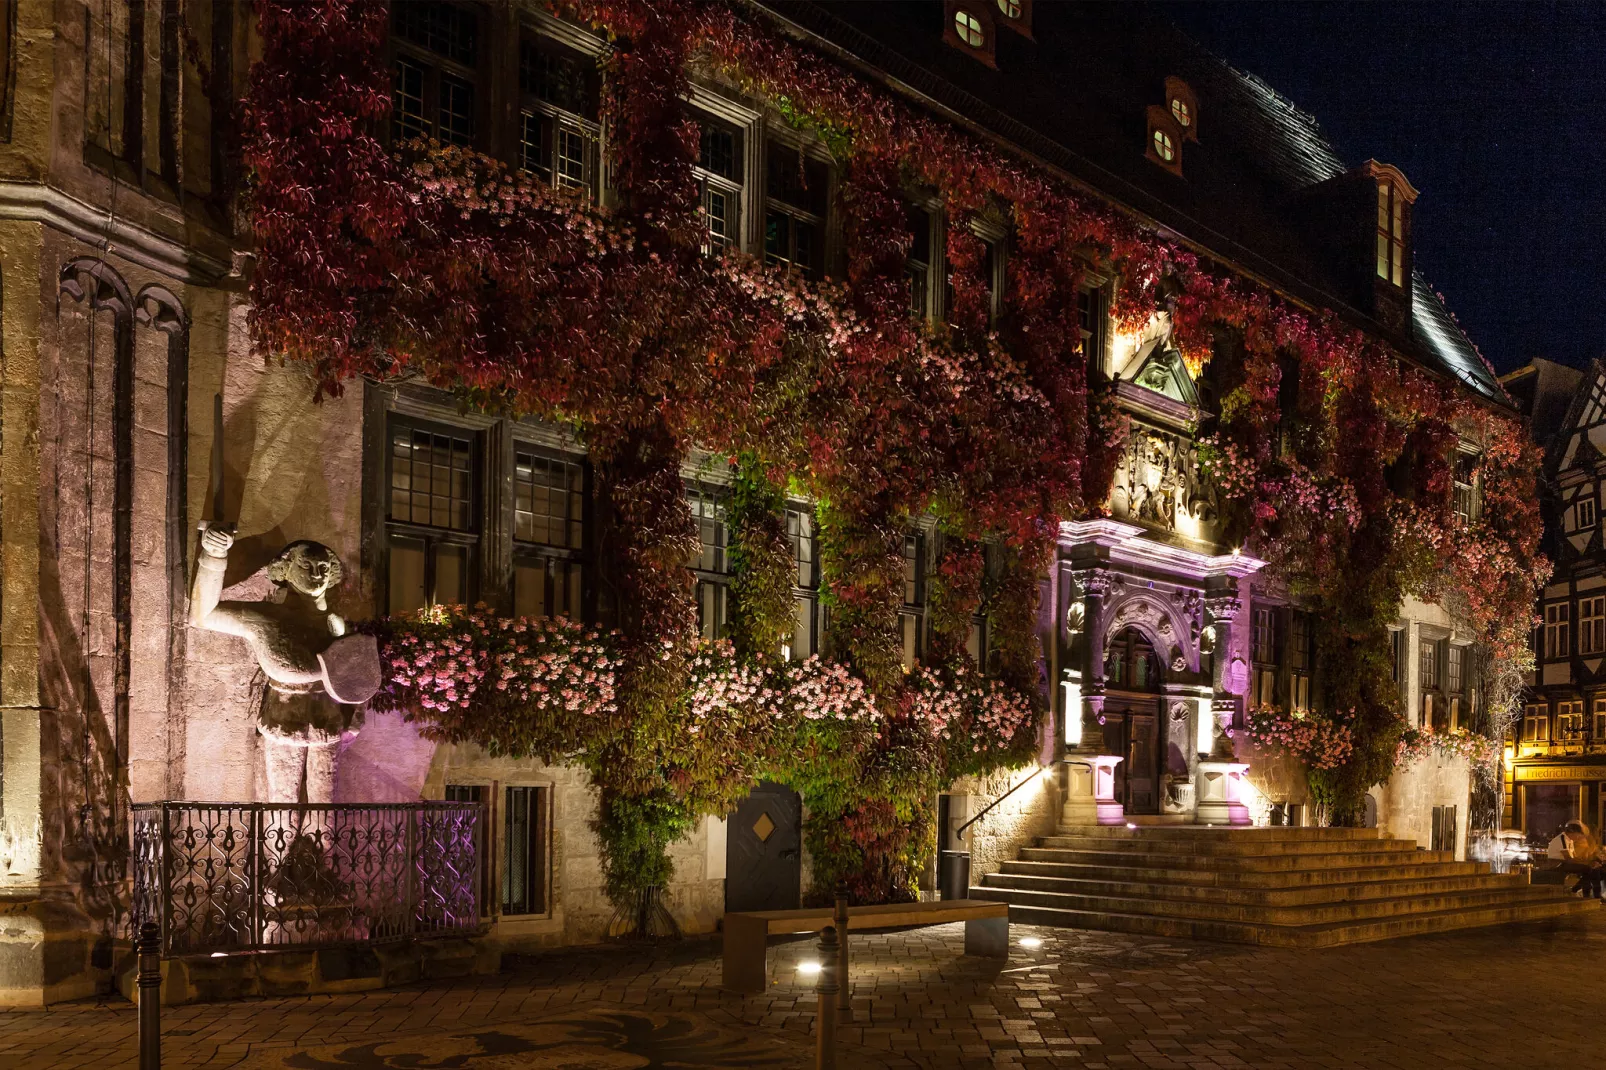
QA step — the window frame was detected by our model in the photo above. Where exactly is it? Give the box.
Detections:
[762,137,832,279]
[901,530,928,671]
[1594,696,1606,742]
[1453,450,1482,524]
[500,783,552,918]
[1376,179,1407,288]
[390,1,486,150]
[1250,604,1280,708]
[510,442,591,621]
[1289,609,1314,712]
[1578,494,1598,532]
[1545,602,1571,661]
[1556,700,1585,743]
[786,503,820,662]
[516,28,603,197]
[1580,596,1606,657]
[1522,704,1549,743]
[688,482,732,641]
[384,413,485,614]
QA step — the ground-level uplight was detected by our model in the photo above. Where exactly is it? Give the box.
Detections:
[798,960,823,976]
[1019,937,1043,949]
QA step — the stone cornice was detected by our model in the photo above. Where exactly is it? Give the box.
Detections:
[1060,519,1266,580]
[0,181,231,284]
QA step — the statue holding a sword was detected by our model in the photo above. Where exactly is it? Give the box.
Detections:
[187,395,381,803]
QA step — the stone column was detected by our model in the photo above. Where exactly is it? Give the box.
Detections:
[1061,568,1125,826]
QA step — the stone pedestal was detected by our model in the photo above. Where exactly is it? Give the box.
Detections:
[1195,761,1251,826]
[1061,755,1125,826]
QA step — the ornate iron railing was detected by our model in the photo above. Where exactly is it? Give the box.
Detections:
[131,801,483,956]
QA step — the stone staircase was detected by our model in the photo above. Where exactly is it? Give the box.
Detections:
[969,825,1599,947]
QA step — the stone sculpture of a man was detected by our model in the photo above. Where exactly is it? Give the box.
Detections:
[190,525,381,803]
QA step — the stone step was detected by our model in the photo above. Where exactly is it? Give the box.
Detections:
[1053,824,1386,843]
[974,882,1567,926]
[999,857,1487,888]
[1017,846,1453,871]
[1036,833,1423,857]
[973,890,1599,948]
[980,870,1534,907]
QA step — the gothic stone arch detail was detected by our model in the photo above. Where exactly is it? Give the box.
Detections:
[1099,592,1199,675]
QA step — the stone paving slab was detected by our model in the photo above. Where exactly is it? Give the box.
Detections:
[3,912,1605,1068]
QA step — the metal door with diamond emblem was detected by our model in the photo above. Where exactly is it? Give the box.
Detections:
[725,781,801,913]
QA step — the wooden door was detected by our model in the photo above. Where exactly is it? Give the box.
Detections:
[725,782,802,913]
[1124,711,1159,814]
[1101,698,1161,815]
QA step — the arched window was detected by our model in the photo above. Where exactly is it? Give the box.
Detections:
[1105,628,1163,692]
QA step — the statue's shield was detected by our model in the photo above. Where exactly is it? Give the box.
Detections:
[319,634,383,705]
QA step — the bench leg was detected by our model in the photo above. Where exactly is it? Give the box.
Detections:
[964,915,1009,958]
[722,917,769,994]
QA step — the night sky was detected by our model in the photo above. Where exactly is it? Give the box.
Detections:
[1162,1,1606,375]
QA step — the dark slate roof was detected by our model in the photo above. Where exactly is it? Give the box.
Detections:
[753,0,1509,408]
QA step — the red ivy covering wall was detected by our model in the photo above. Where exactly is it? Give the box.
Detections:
[243,0,1544,895]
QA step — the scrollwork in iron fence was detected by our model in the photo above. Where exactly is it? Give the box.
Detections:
[131,802,482,956]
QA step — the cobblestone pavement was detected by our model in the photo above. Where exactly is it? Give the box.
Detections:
[5,912,1605,1069]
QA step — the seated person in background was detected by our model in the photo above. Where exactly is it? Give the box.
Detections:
[1553,821,1605,898]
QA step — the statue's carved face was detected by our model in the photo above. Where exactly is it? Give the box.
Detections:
[269,541,344,602]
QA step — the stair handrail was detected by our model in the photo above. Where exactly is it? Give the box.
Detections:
[953,763,1050,845]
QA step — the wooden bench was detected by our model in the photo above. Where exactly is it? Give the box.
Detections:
[722,899,1009,994]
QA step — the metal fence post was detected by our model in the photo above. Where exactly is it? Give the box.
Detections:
[250,805,263,951]
[405,804,418,936]
[815,925,839,1070]
[833,885,852,1023]
[158,804,171,956]
[137,920,162,1070]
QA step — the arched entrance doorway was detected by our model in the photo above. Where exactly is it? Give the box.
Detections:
[1102,628,1164,814]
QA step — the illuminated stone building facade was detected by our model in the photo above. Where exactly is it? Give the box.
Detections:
[0,1,1514,1005]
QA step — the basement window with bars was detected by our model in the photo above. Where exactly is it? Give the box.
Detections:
[444,784,494,918]
[502,785,550,916]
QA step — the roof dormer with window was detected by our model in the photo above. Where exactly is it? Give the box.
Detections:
[1368,162,1418,326]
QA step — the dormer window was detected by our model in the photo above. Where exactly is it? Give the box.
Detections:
[1164,77,1199,142]
[996,0,1021,18]
[1146,105,1183,175]
[955,9,986,47]
[944,2,998,66]
[1152,128,1175,163]
[993,0,1033,35]
[1377,181,1406,287]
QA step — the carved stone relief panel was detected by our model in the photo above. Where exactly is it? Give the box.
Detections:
[1110,423,1218,533]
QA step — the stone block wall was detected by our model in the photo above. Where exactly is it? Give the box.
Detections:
[950,763,1062,879]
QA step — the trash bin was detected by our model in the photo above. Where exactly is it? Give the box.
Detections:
[938,850,971,900]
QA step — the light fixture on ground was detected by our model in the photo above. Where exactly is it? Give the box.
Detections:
[1019,937,1043,949]
[798,961,822,976]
